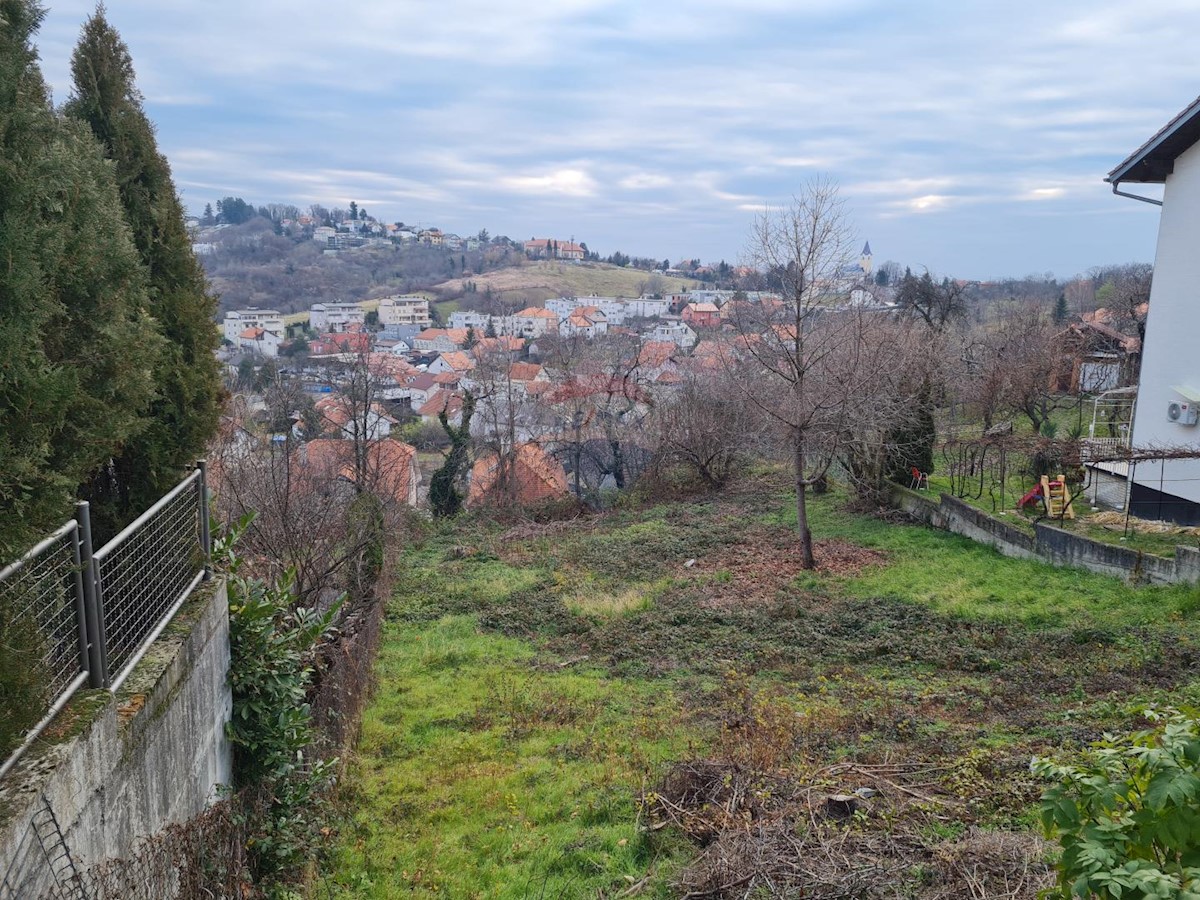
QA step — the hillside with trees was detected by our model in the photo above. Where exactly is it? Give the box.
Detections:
[201,222,527,314]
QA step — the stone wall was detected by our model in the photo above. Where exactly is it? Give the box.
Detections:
[889,484,1200,585]
[0,579,231,897]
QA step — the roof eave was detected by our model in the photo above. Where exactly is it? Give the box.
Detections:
[1107,94,1200,185]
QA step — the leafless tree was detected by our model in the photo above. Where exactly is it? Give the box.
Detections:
[836,316,948,501]
[731,178,870,568]
[955,303,1065,435]
[467,344,548,505]
[543,332,655,497]
[653,367,767,489]
[1090,262,1152,346]
[895,269,967,332]
[212,428,362,608]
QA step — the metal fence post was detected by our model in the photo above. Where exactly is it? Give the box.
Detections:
[197,459,212,581]
[69,517,89,681]
[75,501,108,689]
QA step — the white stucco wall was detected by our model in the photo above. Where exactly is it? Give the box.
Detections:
[1130,139,1200,507]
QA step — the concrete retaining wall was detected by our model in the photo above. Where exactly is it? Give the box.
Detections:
[889,484,1200,585]
[0,579,231,897]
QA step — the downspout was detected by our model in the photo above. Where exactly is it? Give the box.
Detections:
[1110,180,1163,206]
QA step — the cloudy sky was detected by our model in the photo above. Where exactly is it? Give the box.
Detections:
[30,1,1200,279]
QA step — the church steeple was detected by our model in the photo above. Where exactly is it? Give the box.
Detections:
[859,241,873,276]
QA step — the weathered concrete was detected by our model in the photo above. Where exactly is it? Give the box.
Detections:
[888,484,1200,585]
[0,579,231,896]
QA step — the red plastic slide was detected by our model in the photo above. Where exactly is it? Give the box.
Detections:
[1017,484,1043,509]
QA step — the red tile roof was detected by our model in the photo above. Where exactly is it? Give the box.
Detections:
[303,438,417,505]
[469,442,568,507]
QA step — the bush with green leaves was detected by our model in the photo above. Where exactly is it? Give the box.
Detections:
[216,514,341,882]
[1033,707,1200,899]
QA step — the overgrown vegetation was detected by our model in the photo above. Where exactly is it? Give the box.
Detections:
[429,392,476,518]
[0,590,49,759]
[1035,707,1200,899]
[323,470,1200,897]
[219,516,340,886]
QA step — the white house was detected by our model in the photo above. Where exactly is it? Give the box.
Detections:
[625,297,670,319]
[224,308,283,343]
[1106,94,1200,523]
[449,311,493,331]
[310,302,365,332]
[647,320,697,349]
[236,326,283,358]
[499,307,559,339]
[378,295,433,328]
[561,306,608,338]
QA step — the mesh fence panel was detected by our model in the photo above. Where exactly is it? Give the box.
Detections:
[95,474,202,684]
[0,525,85,755]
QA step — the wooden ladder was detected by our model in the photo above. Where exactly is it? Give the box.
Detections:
[1041,474,1075,519]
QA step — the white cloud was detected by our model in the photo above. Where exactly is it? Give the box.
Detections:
[499,169,598,198]
[29,0,1200,276]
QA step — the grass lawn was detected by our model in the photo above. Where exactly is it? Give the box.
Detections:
[321,472,1200,898]
[924,468,1200,560]
[432,261,699,307]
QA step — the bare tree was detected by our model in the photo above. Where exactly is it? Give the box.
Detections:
[836,316,947,501]
[466,344,550,506]
[653,366,767,489]
[731,178,869,568]
[212,427,369,608]
[1090,262,1152,347]
[895,269,967,331]
[955,303,1065,435]
[543,331,654,497]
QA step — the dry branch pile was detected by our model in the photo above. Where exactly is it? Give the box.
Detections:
[645,757,1052,898]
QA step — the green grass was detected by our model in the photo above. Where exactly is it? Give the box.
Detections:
[788,494,1200,628]
[323,472,1200,895]
[320,552,694,898]
[923,470,1200,564]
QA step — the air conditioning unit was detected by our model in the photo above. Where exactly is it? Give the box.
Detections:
[1167,400,1199,425]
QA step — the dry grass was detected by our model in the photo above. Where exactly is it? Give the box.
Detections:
[564,580,664,617]
[433,260,699,305]
[645,674,1054,899]
[1088,509,1200,536]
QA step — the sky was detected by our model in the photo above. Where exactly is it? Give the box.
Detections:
[29,0,1200,280]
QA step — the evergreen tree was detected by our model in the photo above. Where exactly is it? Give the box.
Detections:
[1053,292,1069,324]
[0,0,161,553]
[201,201,214,225]
[66,8,223,530]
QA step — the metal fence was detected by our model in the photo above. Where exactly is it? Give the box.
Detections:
[0,463,211,782]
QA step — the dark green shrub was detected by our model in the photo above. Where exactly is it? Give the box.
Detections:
[0,589,50,757]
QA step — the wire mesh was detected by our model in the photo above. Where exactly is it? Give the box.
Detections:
[94,473,203,685]
[0,524,85,754]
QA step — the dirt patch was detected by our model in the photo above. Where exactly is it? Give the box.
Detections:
[687,535,887,608]
[812,538,889,576]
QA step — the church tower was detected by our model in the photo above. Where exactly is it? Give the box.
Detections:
[859,241,873,277]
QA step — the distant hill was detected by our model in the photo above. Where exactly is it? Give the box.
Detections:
[199,221,702,316]
[434,260,700,308]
